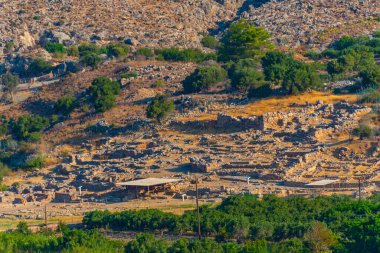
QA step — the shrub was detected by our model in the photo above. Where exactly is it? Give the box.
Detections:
[121,71,138,79]
[25,154,45,169]
[201,36,220,49]
[229,59,265,92]
[67,46,79,57]
[89,76,121,112]
[155,48,216,63]
[136,48,154,58]
[182,65,227,93]
[353,124,374,139]
[11,115,50,141]
[78,43,102,56]
[305,50,322,60]
[44,42,66,55]
[54,96,76,116]
[80,53,102,68]
[27,58,53,77]
[146,94,175,123]
[106,43,129,59]
[152,80,164,88]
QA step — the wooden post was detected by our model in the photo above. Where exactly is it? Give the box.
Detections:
[358,178,361,201]
[195,176,201,240]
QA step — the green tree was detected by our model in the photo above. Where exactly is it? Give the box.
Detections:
[146,94,174,123]
[89,77,121,113]
[282,61,322,95]
[182,65,227,93]
[262,51,291,84]
[359,64,380,88]
[1,72,19,102]
[218,19,274,61]
[228,59,265,92]
[125,233,168,253]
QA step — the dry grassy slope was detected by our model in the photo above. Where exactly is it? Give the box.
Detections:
[0,59,197,145]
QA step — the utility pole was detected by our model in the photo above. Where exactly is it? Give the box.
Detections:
[358,178,362,201]
[44,205,48,229]
[195,176,201,240]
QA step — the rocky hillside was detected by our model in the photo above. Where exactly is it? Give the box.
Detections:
[244,0,380,50]
[0,0,243,52]
[1,0,379,57]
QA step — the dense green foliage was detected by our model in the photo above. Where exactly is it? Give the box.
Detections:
[307,34,380,87]
[155,48,216,63]
[262,51,322,94]
[182,65,227,93]
[84,195,380,253]
[218,19,274,61]
[146,94,175,123]
[228,59,265,92]
[11,115,49,141]
[359,64,380,88]
[54,96,76,116]
[89,77,121,113]
[0,224,124,253]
